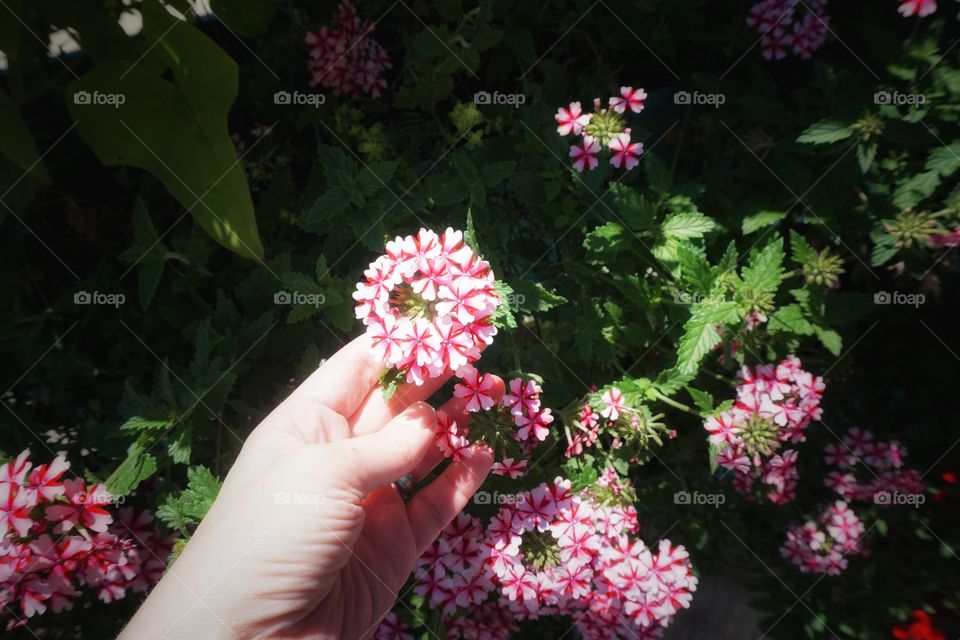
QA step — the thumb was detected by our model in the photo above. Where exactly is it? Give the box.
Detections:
[341,401,437,495]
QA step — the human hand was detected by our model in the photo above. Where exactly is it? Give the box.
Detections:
[121,335,502,640]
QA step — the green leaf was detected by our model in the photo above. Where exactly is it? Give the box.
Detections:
[675,242,715,293]
[645,153,672,194]
[491,280,518,329]
[379,368,406,402]
[742,211,785,235]
[790,230,816,264]
[585,222,628,262]
[105,438,158,497]
[797,120,855,145]
[925,141,960,177]
[464,208,480,254]
[661,212,717,240]
[741,237,786,295]
[686,387,714,414]
[814,326,842,355]
[768,304,815,335]
[508,278,567,313]
[210,0,276,37]
[856,142,877,173]
[119,199,167,309]
[675,301,742,375]
[66,0,263,259]
[156,466,222,532]
[893,170,941,210]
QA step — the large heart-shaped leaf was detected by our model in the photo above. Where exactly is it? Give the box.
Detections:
[66,0,263,259]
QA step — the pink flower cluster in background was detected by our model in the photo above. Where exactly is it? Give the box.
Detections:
[555,86,647,173]
[392,477,696,640]
[780,500,865,575]
[746,0,830,60]
[0,450,170,629]
[704,356,825,504]
[353,228,500,386]
[824,427,926,502]
[306,0,391,97]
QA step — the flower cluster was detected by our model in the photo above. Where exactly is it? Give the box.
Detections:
[401,477,696,639]
[892,610,947,640]
[353,228,500,385]
[0,450,170,628]
[824,427,925,502]
[704,356,825,504]
[780,501,865,575]
[746,0,830,60]
[435,372,552,472]
[555,87,647,172]
[898,0,938,17]
[566,387,672,458]
[306,0,391,98]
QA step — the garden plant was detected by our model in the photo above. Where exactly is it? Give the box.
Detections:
[0,0,959,638]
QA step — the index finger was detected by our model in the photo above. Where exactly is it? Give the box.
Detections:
[286,333,384,417]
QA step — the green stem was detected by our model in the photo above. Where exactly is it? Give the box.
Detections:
[651,390,701,416]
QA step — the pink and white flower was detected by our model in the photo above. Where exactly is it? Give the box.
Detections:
[570,136,601,172]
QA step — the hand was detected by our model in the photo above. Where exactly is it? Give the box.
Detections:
[121,335,501,640]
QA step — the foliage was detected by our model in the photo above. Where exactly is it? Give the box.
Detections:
[0,1,958,638]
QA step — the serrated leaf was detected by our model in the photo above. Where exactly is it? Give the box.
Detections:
[790,230,816,264]
[741,237,785,295]
[508,278,567,313]
[379,368,406,401]
[675,301,742,375]
[797,120,855,145]
[686,387,714,414]
[768,304,815,335]
[491,280,518,329]
[156,465,222,533]
[742,211,785,234]
[925,141,960,176]
[105,438,158,497]
[661,212,717,240]
[893,170,941,210]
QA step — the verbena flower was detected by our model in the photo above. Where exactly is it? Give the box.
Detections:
[704,356,825,504]
[306,0,392,97]
[898,0,938,16]
[823,427,925,501]
[354,228,500,385]
[780,501,865,575]
[747,0,829,60]
[0,450,170,629]
[555,86,647,172]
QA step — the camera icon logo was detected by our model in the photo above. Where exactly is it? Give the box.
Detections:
[274,291,292,305]
[874,291,891,304]
[474,491,492,505]
[674,91,692,105]
[74,291,92,304]
[874,91,891,105]
[274,91,292,105]
[673,491,691,504]
[473,91,491,105]
[73,91,91,105]
[873,491,891,505]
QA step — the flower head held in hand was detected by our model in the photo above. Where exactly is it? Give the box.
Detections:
[354,228,500,385]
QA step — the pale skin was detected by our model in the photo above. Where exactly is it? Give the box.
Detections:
[121,335,503,640]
